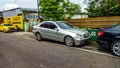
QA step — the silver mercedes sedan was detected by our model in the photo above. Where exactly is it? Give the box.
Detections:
[33,21,90,47]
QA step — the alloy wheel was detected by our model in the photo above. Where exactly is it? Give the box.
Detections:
[36,33,42,41]
[111,41,120,56]
[65,36,74,47]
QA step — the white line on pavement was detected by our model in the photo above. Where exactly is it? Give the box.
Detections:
[75,48,118,58]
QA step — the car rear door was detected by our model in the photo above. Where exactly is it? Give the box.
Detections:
[39,22,50,39]
[46,22,59,40]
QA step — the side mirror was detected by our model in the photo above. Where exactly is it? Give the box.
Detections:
[55,28,59,31]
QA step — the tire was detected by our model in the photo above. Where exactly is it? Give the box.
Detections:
[64,36,75,47]
[111,41,120,56]
[36,33,42,41]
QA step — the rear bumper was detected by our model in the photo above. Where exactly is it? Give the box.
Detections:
[32,30,36,35]
[96,40,110,49]
[10,29,15,32]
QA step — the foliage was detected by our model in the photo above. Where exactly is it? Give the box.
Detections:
[85,0,120,17]
[110,4,120,16]
[39,0,81,21]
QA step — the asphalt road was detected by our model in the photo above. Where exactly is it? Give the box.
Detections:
[0,32,120,68]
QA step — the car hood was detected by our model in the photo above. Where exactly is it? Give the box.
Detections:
[64,28,88,35]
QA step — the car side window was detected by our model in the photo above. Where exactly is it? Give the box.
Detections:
[40,22,57,29]
[40,22,49,28]
[48,22,57,29]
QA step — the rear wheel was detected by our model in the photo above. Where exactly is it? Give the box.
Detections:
[111,41,120,56]
[36,33,42,41]
[64,36,75,47]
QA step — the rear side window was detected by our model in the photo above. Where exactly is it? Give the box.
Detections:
[40,22,57,29]
[40,22,49,28]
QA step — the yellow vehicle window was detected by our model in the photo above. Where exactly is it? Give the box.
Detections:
[4,24,13,26]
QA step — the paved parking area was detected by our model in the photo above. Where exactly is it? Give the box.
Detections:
[9,32,116,57]
[0,32,120,68]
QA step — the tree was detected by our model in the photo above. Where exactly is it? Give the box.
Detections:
[84,0,100,17]
[85,0,120,17]
[109,0,120,16]
[39,0,81,21]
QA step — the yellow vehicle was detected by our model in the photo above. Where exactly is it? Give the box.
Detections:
[4,16,24,31]
[0,23,16,32]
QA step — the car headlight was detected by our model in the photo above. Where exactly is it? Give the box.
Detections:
[76,34,82,39]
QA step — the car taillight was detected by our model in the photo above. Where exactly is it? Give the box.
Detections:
[98,31,104,37]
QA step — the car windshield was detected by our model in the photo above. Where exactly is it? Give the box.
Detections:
[56,22,73,29]
[4,24,13,26]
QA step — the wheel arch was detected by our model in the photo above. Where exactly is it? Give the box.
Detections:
[64,35,75,47]
[35,31,41,36]
[64,35,73,41]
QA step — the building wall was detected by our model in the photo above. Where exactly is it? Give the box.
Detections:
[0,12,4,24]
[1,8,38,30]
[3,8,22,18]
[24,13,38,20]
[0,17,4,24]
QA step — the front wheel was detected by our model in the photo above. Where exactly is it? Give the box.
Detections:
[64,36,75,47]
[36,33,42,41]
[111,41,120,56]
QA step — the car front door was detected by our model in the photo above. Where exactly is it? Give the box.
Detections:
[39,22,50,39]
[40,22,64,41]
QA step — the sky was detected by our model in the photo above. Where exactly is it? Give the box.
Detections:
[0,0,87,12]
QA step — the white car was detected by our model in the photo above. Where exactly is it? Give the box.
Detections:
[33,21,90,47]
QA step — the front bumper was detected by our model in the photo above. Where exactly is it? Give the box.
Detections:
[9,28,15,32]
[75,39,88,46]
[4,28,15,32]
[74,35,90,46]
